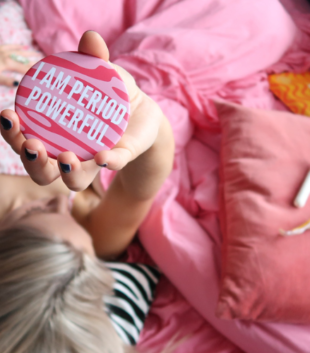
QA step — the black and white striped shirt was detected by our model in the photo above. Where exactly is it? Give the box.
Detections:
[104,262,161,345]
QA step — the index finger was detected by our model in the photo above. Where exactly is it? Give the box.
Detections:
[0,109,61,185]
[0,109,26,154]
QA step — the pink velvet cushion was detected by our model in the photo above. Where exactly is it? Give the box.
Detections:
[216,101,310,323]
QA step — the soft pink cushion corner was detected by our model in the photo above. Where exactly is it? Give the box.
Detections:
[216,101,310,323]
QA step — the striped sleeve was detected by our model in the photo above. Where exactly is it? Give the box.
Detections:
[103,262,161,345]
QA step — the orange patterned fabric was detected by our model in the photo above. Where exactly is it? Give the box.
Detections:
[269,72,310,116]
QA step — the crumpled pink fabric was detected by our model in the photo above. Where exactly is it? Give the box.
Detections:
[0,0,36,111]
[17,0,310,352]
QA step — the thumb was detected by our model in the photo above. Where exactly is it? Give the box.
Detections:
[78,31,109,62]
[0,75,19,87]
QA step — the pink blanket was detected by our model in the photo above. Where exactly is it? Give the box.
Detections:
[14,0,310,352]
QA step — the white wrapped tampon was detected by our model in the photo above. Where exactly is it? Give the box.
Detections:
[279,218,310,236]
[294,170,310,208]
[279,228,303,236]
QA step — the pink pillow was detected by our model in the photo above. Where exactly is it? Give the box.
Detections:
[216,101,310,323]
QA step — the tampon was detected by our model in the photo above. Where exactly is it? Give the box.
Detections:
[294,170,310,208]
[279,218,310,236]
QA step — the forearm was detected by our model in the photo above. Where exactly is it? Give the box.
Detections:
[119,112,175,201]
[84,109,174,259]
[86,177,154,259]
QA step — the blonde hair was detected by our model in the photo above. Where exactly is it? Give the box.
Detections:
[0,225,133,353]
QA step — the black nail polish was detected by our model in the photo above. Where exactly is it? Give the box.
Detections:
[25,148,38,161]
[99,163,108,168]
[0,116,13,130]
[13,81,19,87]
[60,162,71,173]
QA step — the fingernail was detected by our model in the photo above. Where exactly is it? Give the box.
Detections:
[99,163,108,168]
[0,116,13,130]
[59,162,71,173]
[13,81,19,87]
[25,148,38,161]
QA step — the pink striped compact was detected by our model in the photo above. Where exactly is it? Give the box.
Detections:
[15,52,130,161]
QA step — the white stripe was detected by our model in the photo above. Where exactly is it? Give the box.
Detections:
[110,313,140,341]
[113,282,148,313]
[110,270,145,299]
[110,320,131,345]
[107,263,153,300]
[103,295,143,330]
[111,271,149,308]
[136,264,160,285]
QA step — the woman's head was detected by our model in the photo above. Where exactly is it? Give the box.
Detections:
[0,194,94,255]
[0,197,126,353]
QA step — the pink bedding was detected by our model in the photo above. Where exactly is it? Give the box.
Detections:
[5,0,310,351]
